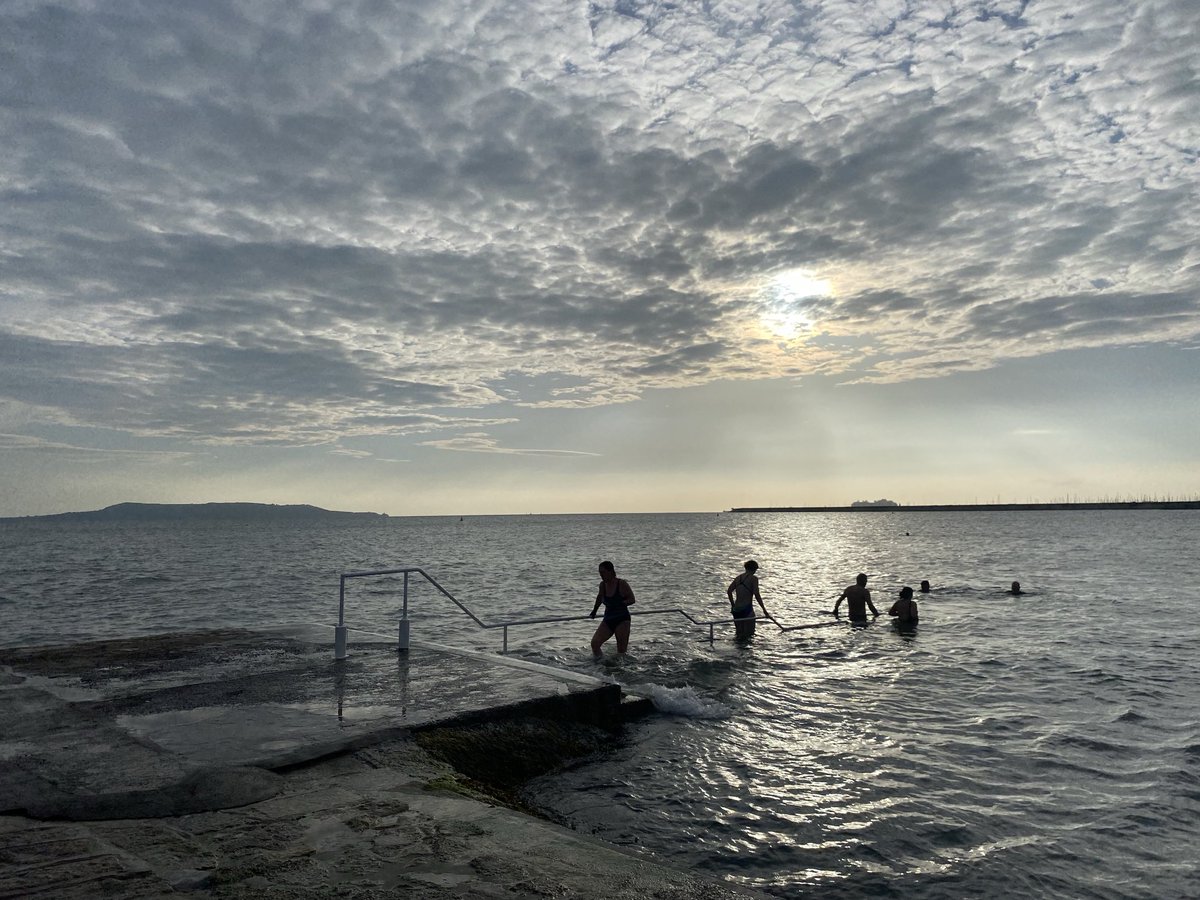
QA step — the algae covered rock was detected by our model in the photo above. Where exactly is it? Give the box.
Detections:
[416,716,614,788]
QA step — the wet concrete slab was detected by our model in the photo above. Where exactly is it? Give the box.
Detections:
[0,626,633,819]
[0,627,770,900]
[0,745,771,900]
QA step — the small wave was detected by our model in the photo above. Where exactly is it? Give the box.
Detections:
[913,820,980,848]
[127,574,173,584]
[640,683,730,719]
[814,649,847,659]
[1040,732,1133,755]
[1071,667,1127,684]
[1114,709,1148,723]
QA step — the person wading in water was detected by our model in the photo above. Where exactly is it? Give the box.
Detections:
[889,585,920,630]
[590,560,635,656]
[727,560,771,639]
[833,572,880,623]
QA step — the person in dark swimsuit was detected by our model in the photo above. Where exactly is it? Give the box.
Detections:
[590,560,635,656]
[727,559,771,639]
[889,585,919,630]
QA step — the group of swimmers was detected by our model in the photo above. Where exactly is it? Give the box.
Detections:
[832,572,920,628]
[589,561,1004,656]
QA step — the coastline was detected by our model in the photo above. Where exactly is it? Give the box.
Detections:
[0,501,386,525]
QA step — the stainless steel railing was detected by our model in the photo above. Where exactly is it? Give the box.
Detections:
[334,565,839,658]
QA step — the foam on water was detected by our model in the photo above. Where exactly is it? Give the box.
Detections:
[638,683,731,718]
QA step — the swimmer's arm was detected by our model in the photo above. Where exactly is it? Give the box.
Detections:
[591,587,602,618]
[752,580,769,616]
[832,590,846,615]
[621,579,635,605]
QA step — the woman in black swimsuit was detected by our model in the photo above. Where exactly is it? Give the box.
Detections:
[727,559,771,639]
[590,560,635,656]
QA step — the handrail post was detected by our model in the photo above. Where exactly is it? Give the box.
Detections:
[398,571,411,652]
[503,625,508,654]
[334,574,349,660]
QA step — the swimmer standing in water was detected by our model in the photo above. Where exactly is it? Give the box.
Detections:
[727,560,771,639]
[590,560,635,656]
[833,573,880,623]
[890,585,919,628]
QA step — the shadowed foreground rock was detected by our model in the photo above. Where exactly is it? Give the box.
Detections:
[1,740,763,899]
[0,628,768,899]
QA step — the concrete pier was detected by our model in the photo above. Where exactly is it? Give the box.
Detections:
[0,626,765,899]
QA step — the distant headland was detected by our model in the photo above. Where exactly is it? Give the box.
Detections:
[0,502,388,524]
[730,501,1200,512]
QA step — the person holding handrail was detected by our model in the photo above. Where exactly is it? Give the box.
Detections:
[590,560,635,656]
[727,560,771,639]
[833,572,879,624]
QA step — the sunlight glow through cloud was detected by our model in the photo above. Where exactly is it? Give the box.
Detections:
[760,270,834,340]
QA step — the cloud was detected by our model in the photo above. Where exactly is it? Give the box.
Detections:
[0,0,1196,449]
[0,432,191,460]
[418,432,600,456]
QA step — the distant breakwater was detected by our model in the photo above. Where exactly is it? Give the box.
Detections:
[729,501,1200,513]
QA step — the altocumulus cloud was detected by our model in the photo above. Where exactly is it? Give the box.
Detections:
[0,0,1196,447]
[419,433,600,457]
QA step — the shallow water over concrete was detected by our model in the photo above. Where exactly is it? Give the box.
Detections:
[0,625,630,819]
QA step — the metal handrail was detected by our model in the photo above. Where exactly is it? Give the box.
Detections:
[334,566,841,658]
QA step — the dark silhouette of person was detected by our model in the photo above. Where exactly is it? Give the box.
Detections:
[727,560,771,639]
[1008,581,1023,595]
[920,580,931,593]
[833,573,879,623]
[890,586,919,628]
[590,561,635,655]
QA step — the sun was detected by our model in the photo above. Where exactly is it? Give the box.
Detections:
[760,269,832,338]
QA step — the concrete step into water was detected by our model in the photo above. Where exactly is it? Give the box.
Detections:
[0,626,767,899]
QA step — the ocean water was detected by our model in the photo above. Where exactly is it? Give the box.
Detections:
[2,510,1198,898]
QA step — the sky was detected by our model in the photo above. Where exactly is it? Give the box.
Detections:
[1,0,1198,517]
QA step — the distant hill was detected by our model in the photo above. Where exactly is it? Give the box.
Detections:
[0,502,388,524]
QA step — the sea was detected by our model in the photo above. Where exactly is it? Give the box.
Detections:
[2,510,1197,899]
